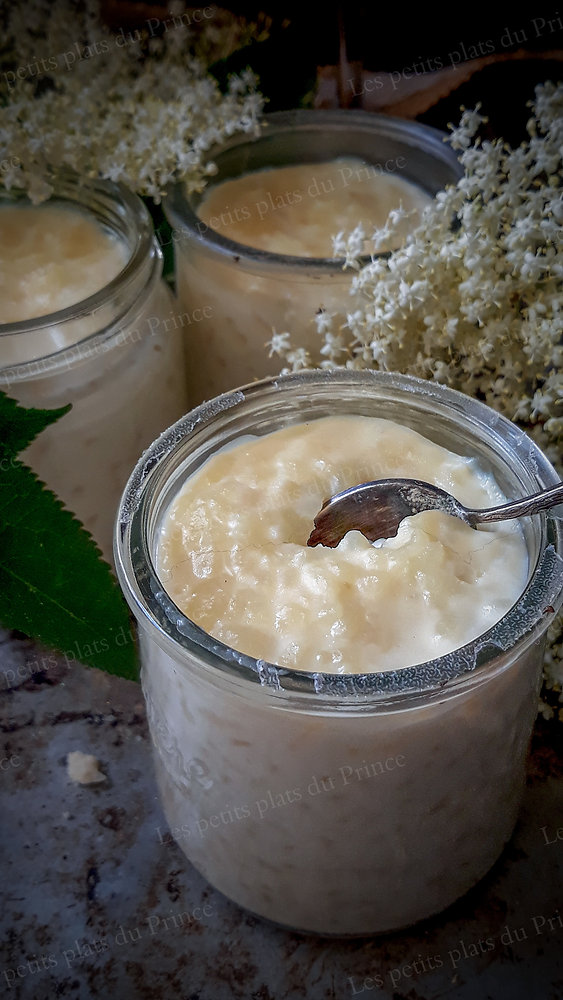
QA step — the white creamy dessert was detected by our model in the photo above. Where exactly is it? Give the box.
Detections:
[169,158,433,404]
[116,373,559,936]
[0,193,187,560]
[0,203,128,325]
[158,415,527,672]
[142,411,537,933]
[145,649,538,934]
[197,158,430,256]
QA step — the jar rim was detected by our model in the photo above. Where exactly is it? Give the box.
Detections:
[115,370,563,709]
[164,109,463,276]
[0,172,156,343]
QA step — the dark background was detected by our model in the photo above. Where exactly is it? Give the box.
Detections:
[204,2,563,141]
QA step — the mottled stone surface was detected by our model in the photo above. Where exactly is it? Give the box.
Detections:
[1,630,563,1000]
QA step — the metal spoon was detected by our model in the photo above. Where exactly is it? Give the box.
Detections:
[307,478,563,548]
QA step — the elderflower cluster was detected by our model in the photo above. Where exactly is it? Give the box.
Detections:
[0,0,264,202]
[271,82,563,714]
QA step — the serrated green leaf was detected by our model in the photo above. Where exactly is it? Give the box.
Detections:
[143,197,175,284]
[0,390,71,458]
[0,459,137,679]
[0,390,138,681]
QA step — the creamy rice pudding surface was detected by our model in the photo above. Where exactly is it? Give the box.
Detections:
[0,203,128,325]
[170,157,434,403]
[197,157,431,256]
[158,414,527,671]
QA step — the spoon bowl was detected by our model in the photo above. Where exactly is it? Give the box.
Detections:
[307,478,563,548]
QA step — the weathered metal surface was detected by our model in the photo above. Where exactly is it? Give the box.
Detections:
[1,629,563,1000]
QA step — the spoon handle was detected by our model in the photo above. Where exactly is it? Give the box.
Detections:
[469,482,563,526]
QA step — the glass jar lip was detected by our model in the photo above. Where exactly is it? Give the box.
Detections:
[164,109,463,276]
[0,172,155,338]
[115,370,563,707]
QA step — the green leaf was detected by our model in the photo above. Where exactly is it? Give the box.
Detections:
[143,197,175,286]
[0,391,138,680]
[0,390,71,458]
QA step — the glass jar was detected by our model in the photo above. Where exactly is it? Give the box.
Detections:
[114,371,563,936]
[0,176,188,561]
[164,110,462,404]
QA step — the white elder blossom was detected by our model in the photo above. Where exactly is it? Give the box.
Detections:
[0,0,265,201]
[276,83,563,716]
[268,330,292,358]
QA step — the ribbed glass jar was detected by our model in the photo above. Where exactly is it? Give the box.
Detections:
[0,175,188,560]
[164,110,462,404]
[115,371,563,935]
